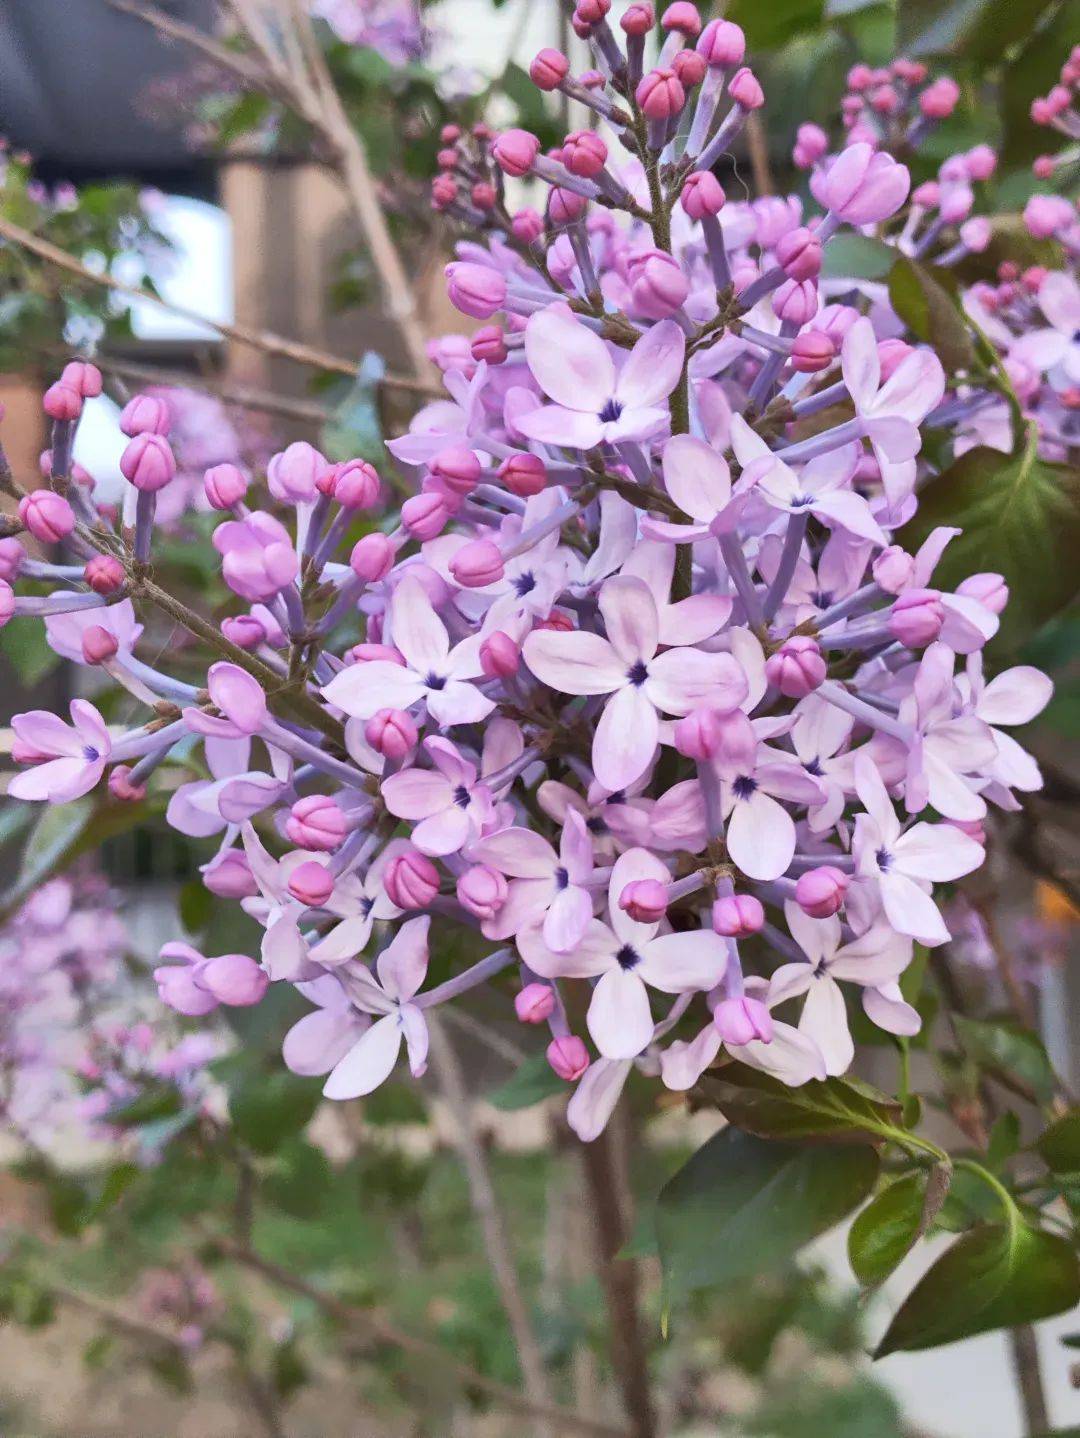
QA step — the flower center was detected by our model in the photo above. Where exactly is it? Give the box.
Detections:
[876,846,893,872]
[599,398,623,424]
[626,660,649,687]
[732,775,757,801]
[804,757,823,777]
[453,785,470,808]
[424,672,447,690]
[554,866,569,890]
[513,572,537,597]
[616,944,639,971]
[83,746,100,762]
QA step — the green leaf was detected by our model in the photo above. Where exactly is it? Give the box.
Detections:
[953,1016,1058,1104]
[726,0,825,49]
[263,1139,332,1219]
[657,1127,879,1302]
[487,1052,567,1111]
[848,1170,941,1287]
[875,1221,1080,1355]
[700,1063,901,1144]
[229,1071,322,1154]
[821,233,897,281]
[0,619,60,685]
[1037,1110,1080,1176]
[888,256,975,373]
[900,442,1080,649]
[987,1111,1022,1170]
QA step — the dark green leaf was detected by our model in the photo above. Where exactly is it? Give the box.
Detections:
[657,1127,879,1301]
[263,1140,333,1218]
[900,444,1080,649]
[888,256,975,372]
[487,1052,567,1111]
[229,1071,322,1154]
[700,1063,901,1144]
[875,1221,1080,1355]
[987,1111,1022,1170]
[821,233,897,281]
[1037,1111,1080,1176]
[726,0,825,49]
[108,1086,184,1128]
[0,619,60,685]
[849,1170,942,1287]
[178,879,214,937]
[953,1016,1058,1103]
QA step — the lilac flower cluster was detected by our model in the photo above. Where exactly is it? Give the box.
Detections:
[1,16,1061,1142]
[0,876,220,1155]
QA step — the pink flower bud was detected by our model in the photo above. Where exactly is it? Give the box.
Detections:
[204,462,248,510]
[1023,194,1072,240]
[765,635,826,698]
[563,130,608,179]
[384,848,440,910]
[775,226,822,281]
[673,707,723,760]
[332,459,381,509]
[711,893,764,938]
[19,490,75,543]
[457,863,509,921]
[199,953,268,1007]
[267,441,329,504]
[549,187,588,226]
[697,17,745,66]
[350,641,404,666]
[877,338,914,383]
[365,707,418,759]
[472,325,508,365]
[794,865,848,918]
[872,545,915,594]
[949,817,986,846]
[287,860,335,908]
[221,614,266,649]
[445,261,507,319]
[350,532,396,582]
[673,48,707,87]
[61,360,103,398]
[956,572,1008,615]
[919,77,960,119]
[619,878,668,924]
[811,142,910,225]
[499,452,547,497]
[620,2,653,36]
[790,330,835,373]
[84,553,124,594]
[635,68,685,121]
[515,982,555,1024]
[1030,97,1053,125]
[493,128,541,177]
[889,588,945,647]
[662,0,701,35]
[431,173,458,210]
[511,207,545,244]
[119,394,171,437]
[965,144,997,181]
[286,794,347,851]
[847,63,874,90]
[530,48,570,91]
[728,66,765,110]
[773,278,819,325]
[472,182,497,211]
[42,382,83,422]
[0,538,24,583]
[120,432,176,492]
[429,446,481,497]
[451,538,505,589]
[680,170,726,220]
[1032,155,1055,180]
[0,579,14,627]
[713,996,773,1045]
[480,631,521,678]
[892,58,927,84]
[108,764,146,803]
[574,0,610,26]
[628,249,689,319]
[81,625,119,665]
[202,848,259,899]
[1046,83,1071,115]
[402,492,451,541]
[939,184,973,224]
[547,1034,589,1081]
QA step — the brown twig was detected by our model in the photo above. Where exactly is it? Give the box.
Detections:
[209,1235,630,1438]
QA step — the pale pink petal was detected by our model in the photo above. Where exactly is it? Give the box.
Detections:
[593,684,659,791]
[810,490,887,545]
[893,821,983,881]
[599,576,659,665]
[660,1027,722,1091]
[400,1004,429,1077]
[424,737,477,788]
[567,1058,633,1141]
[636,930,727,993]
[8,756,94,802]
[426,681,495,727]
[841,316,881,409]
[990,730,1042,791]
[322,662,426,719]
[391,575,450,675]
[382,769,452,821]
[517,918,617,979]
[767,962,815,1007]
[470,827,556,878]
[543,883,595,953]
[783,902,841,966]
[283,1007,365,1076]
[524,304,615,411]
[658,595,732,646]
[376,916,430,1001]
[741,1022,826,1084]
[862,982,921,1037]
[661,434,731,521]
[864,415,920,462]
[604,406,671,444]
[522,629,625,696]
[645,648,747,715]
[559,807,595,882]
[514,404,606,449]
[879,871,949,946]
[978,667,1054,726]
[726,790,795,881]
[798,976,853,1076]
[323,1013,404,1099]
[411,806,471,856]
[875,349,946,423]
[608,847,669,946]
[615,319,685,409]
[482,877,553,940]
[587,967,654,1059]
